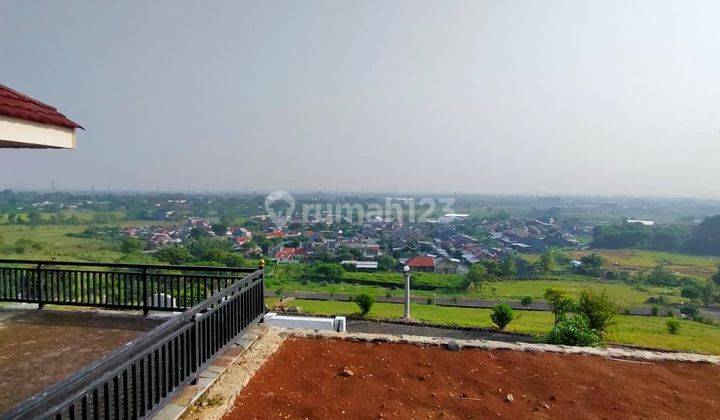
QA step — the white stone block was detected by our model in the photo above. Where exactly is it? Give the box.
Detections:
[263,312,339,332]
[334,316,347,333]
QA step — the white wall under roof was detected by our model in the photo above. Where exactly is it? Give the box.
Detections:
[0,115,76,149]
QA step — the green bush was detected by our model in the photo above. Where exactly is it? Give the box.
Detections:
[679,304,698,318]
[667,318,680,334]
[576,289,616,334]
[490,304,514,330]
[520,296,533,307]
[651,306,659,316]
[544,287,575,325]
[352,294,375,317]
[542,314,602,347]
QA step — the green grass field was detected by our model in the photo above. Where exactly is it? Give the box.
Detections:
[272,298,720,355]
[266,271,682,308]
[568,249,719,278]
[0,221,168,262]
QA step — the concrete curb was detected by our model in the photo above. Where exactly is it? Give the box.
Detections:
[152,326,266,420]
[279,327,720,364]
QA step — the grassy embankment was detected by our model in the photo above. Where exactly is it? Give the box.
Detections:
[268,297,720,355]
[266,264,684,308]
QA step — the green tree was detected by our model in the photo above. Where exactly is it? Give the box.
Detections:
[537,250,556,274]
[119,237,144,254]
[544,287,575,326]
[689,215,720,255]
[712,265,720,287]
[463,264,488,290]
[681,285,702,301]
[212,222,228,236]
[490,304,514,330]
[499,254,517,278]
[377,255,398,271]
[156,245,192,265]
[579,253,603,276]
[699,281,717,305]
[27,211,42,228]
[352,294,375,316]
[310,262,344,280]
[576,289,616,335]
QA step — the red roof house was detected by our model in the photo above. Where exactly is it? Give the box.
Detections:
[0,84,82,149]
[405,254,436,272]
[275,247,307,264]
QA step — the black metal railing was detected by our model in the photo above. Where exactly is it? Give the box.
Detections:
[0,260,265,420]
[0,259,257,314]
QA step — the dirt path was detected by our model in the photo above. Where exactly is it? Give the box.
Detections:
[225,337,720,419]
[0,309,162,412]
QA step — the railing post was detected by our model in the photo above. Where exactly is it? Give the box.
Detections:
[36,264,44,309]
[259,260,266,315]
[192,313,200,385]
[142,268,149,316]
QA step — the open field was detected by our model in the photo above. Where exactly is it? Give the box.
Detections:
[0,221,169,262]
[268,298,720,354]
[266,272,683,308]
[227,338,720,419]
[568,249,720,278]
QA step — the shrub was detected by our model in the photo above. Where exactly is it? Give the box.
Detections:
[681,286,702,300]
[542,314,602,347]
[352,294,375,317]
[651,306,659,316]
[679,304,698,318]
[490,304,514,330]
[576,289,616,335]
[667,318,680,334]
[520,296,534,307]
[544,287,575,326]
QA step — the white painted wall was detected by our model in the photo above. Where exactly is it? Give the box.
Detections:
[0,115,76,149]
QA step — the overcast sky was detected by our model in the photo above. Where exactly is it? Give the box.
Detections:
[1,1,719,197]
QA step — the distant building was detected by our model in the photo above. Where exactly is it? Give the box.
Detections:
[627,219,655,226]
[275,247,307,264]
[404,254,436,273]
[340,260,379,271]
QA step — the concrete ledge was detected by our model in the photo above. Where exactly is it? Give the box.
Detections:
[263,312,346,332]
[278,327,720,365]
[152,326,264,420]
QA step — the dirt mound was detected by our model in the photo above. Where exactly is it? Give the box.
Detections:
[226,337,720,419]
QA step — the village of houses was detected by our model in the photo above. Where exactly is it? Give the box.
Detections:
[122,210,589,273]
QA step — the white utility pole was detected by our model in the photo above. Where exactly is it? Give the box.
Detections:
[403,265,411,319]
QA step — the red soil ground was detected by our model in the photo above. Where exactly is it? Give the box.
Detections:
[0,309,161,412]
[226,338,720,419]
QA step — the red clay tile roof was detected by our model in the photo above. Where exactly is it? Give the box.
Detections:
[0,84,82,129]
[405,255,435,268]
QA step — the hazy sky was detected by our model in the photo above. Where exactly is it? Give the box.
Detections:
[1,1,719,197]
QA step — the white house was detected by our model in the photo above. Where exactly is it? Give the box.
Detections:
[0,84,82,149]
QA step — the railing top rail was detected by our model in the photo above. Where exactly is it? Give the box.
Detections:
[0,258,257,273]
[1,268,264,419]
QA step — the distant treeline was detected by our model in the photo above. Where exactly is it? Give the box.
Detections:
[592,215,720,255]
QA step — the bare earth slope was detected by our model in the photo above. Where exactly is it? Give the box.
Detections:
[226,338,720,419]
